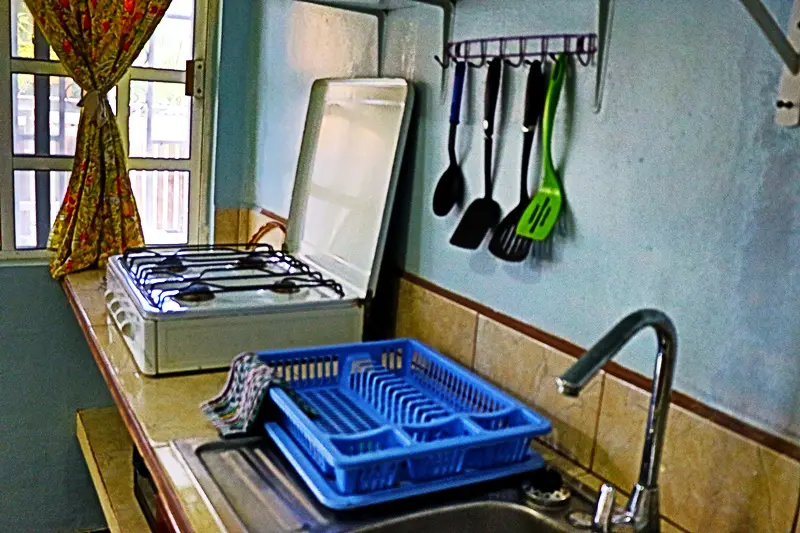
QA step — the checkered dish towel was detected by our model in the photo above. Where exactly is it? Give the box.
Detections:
[201,351,319,437]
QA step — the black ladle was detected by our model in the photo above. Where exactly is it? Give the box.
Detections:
[450,57,503,249]
[433,61,467,217]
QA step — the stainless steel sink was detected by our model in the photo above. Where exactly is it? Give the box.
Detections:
[353,502,575,533]
[171,437,601,533]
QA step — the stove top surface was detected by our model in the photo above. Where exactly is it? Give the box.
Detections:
[112,244,349,315]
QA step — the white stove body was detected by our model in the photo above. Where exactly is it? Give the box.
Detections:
[104,79,413,375]
[104,255,364,376]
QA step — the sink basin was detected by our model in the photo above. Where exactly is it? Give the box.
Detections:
[354,502,573,533]
[171,437,597,533]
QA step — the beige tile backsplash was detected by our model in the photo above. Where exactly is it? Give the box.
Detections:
[595,376,800,533]
[213,207,286,248]
[474,317,602,468]
[213,207,241,244]
[394,278,478,368]
[395,277,800,533]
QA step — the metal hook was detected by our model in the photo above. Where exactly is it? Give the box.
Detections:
[589,34,600,65]
[434,42,456,69]
[467,41,488,68]
[504,38,526,68]
[526,36,549,66]
[550,36,569,63]
[575,36,592,67]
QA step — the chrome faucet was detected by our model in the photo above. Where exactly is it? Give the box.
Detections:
[556,309,677,533]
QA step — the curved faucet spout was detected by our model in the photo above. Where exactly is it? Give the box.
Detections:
[556,309,677,533]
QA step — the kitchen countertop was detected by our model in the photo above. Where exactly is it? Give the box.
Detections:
[62,268,625,533]
[63,269,228,533]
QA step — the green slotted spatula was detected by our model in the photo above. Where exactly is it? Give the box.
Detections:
[516,54,567,241]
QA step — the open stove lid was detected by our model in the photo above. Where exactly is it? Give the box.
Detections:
[284,78,414,300]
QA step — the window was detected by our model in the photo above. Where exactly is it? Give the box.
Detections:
[0,0,216,258]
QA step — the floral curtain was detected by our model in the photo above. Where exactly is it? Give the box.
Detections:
[25,0,172,278]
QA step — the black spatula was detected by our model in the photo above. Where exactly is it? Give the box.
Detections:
[450,57,503,250]
[433,61,467,217]
[489,60,546,261]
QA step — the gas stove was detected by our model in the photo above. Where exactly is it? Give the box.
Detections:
[105,245,365,376]
[104,78,414,375]
[112,244,348,316]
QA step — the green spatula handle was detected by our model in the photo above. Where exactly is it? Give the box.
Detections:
[542,54,567,188]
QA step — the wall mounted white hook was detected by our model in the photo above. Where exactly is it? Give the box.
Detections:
[736,0,800,126]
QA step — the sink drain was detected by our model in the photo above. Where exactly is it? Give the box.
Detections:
[522,467,572,508]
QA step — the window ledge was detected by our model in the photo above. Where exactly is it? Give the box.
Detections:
[0,249,51,266]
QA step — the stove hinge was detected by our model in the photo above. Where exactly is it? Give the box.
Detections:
[356,289,373,308]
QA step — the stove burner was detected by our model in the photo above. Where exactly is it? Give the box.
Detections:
[159,256,187,273]
[268,280,301,295]
[174,283,215,303]
[238,252,267,269]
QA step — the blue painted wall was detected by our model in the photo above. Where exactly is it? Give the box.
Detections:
[0,267,111,532]
[242,0,800,441]
[385,0,800,440]
[249,0,379,214]
[214,0,257,208]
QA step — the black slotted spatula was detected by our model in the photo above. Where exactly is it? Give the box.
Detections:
[450,57,503,249]
[489,61,546,261]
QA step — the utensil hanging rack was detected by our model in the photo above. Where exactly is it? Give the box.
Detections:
[431,0,614,114]
[434,33,598,69]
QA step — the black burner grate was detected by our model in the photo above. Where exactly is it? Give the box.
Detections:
[120,244,345,309]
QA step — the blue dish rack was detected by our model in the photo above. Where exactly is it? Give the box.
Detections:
[258,339,551,506]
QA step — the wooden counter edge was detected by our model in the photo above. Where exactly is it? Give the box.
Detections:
[62,276,196,533]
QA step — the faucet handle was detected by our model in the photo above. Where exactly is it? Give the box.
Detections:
[592,484,616,532]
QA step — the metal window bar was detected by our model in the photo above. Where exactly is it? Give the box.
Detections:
[0,2,15,251]
[33,29,50,249]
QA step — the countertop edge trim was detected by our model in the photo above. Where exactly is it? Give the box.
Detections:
[400,270,800,463]
[62,277,197,533]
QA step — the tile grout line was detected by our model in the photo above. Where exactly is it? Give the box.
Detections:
[662,516,691,533]
[536,434,629,496]
[588,372,606,473]
[469,312,480,370]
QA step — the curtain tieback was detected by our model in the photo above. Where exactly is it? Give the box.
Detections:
[78,90,109,126]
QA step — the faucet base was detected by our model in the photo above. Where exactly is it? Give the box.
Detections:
[626,484,660,533]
